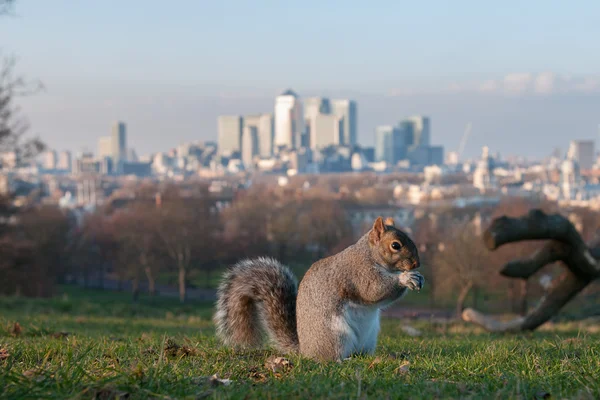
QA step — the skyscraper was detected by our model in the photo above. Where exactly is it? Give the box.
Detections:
[218,115,243,156]
[304,97,331,149]
[406,116,430,148]
[111,122,127,163]
[242,125,259,168]
[43,150,57,170]
[331,99,357,147]
[313,113,340,149]
[568,140,595,170]
[98,136,113,159]
[375,126,396,164]
[57,151,72,172]
[274,89,303,150]
[258,113,274,157]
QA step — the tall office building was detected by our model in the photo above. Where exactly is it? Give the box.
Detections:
[242,125,259,168]
[57,151,72,172]
[406,116,430,148]
[218,115,243,156]
[98,136,113,159]
[43,150,57,170]
[568,140,595,170]
[304,97,331,149]
[274,89,303,150]
[375,126,396,164]
[313,113,340,149]
[258,113,274,157]
[243,113,274,158]
[331,99,357,147]
[111,121,127,163]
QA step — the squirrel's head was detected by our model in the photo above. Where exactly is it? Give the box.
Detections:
[368,216,420,272]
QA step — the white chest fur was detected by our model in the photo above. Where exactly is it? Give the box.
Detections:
[332,302,382,359]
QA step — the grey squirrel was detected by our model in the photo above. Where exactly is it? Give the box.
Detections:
[214,216,424,362]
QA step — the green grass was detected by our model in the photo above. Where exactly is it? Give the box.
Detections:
[1,287,599,399]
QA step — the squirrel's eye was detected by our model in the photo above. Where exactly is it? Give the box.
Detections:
[391,242,401,250]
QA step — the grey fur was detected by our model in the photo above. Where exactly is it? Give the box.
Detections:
[214,218,423,361]
[214,257,299,353]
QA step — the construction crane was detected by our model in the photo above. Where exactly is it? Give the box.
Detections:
[457,122,472,160]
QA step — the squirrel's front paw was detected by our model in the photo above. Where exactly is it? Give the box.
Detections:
[399,271,425,291]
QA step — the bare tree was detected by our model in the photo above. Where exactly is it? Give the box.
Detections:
[432,221,496,317]
[462,209,600,332]
[154,192,220,303]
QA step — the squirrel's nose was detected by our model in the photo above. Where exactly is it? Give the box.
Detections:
[411,259,420,270]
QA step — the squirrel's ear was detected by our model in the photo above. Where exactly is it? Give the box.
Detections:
[384,217,395,227]
[369,217,386,245]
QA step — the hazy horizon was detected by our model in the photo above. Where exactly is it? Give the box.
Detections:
[1,1,599,159]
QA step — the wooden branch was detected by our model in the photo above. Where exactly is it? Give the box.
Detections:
[463,209,600,332]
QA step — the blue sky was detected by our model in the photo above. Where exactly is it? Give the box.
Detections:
[1,0,599,157]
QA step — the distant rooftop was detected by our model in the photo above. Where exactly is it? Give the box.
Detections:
[280,89,298,97]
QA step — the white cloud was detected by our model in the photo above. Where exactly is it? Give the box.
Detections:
[478,80,498,93]
[533,72,555,94]
[502,73,533,94]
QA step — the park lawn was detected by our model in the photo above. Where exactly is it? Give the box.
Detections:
[1,287,599,399]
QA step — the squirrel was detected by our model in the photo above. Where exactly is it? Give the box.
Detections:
[214,216,424,362]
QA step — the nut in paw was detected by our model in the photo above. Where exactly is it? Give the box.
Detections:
[399,271,425,291]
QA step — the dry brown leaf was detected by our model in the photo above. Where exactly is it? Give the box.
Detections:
[394,361,410,375]
[0,348,9,361]
[163,338,198,357]
[10,322,22,337]
[248,366,268,383]
[50,332,70,339]
[264,356,293,375]
[368,356,383,369]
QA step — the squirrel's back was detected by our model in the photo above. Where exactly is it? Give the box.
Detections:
[214,257,299,353]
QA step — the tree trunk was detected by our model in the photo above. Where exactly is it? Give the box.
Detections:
[178,267,186,303]
[144,267,156,295]
[518,279,528,316]
[456,281,474,318]
[132,274,139,302]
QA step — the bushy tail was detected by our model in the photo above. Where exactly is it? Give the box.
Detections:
[214,257,299,353]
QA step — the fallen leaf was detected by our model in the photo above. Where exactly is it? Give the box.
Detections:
[50,332,70,339]
[265,356,293,375]
[10,322,22,337]
[401,325,422,337]
[368,356,383,369]
[163,338,198,357]
[394,361,410,375]
[248,366,268,383]
[0,348,9,361]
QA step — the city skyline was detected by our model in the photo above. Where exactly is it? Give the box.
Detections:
[1,2,599,158]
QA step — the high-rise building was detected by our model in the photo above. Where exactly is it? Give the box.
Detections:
[331,99,357,147]
[258,113,274,157]
[218,115,243,156]
[242,125,259,168]
[98,136,113,159]
[375,126,396,164]
[43,150,57,170]
[57,151,72,172]
[568,140,595,170]
[313,114,340,149]
[274,89,303,150]
[406,116,430,148]
[111,121,127,163]
[304,97,331,149]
